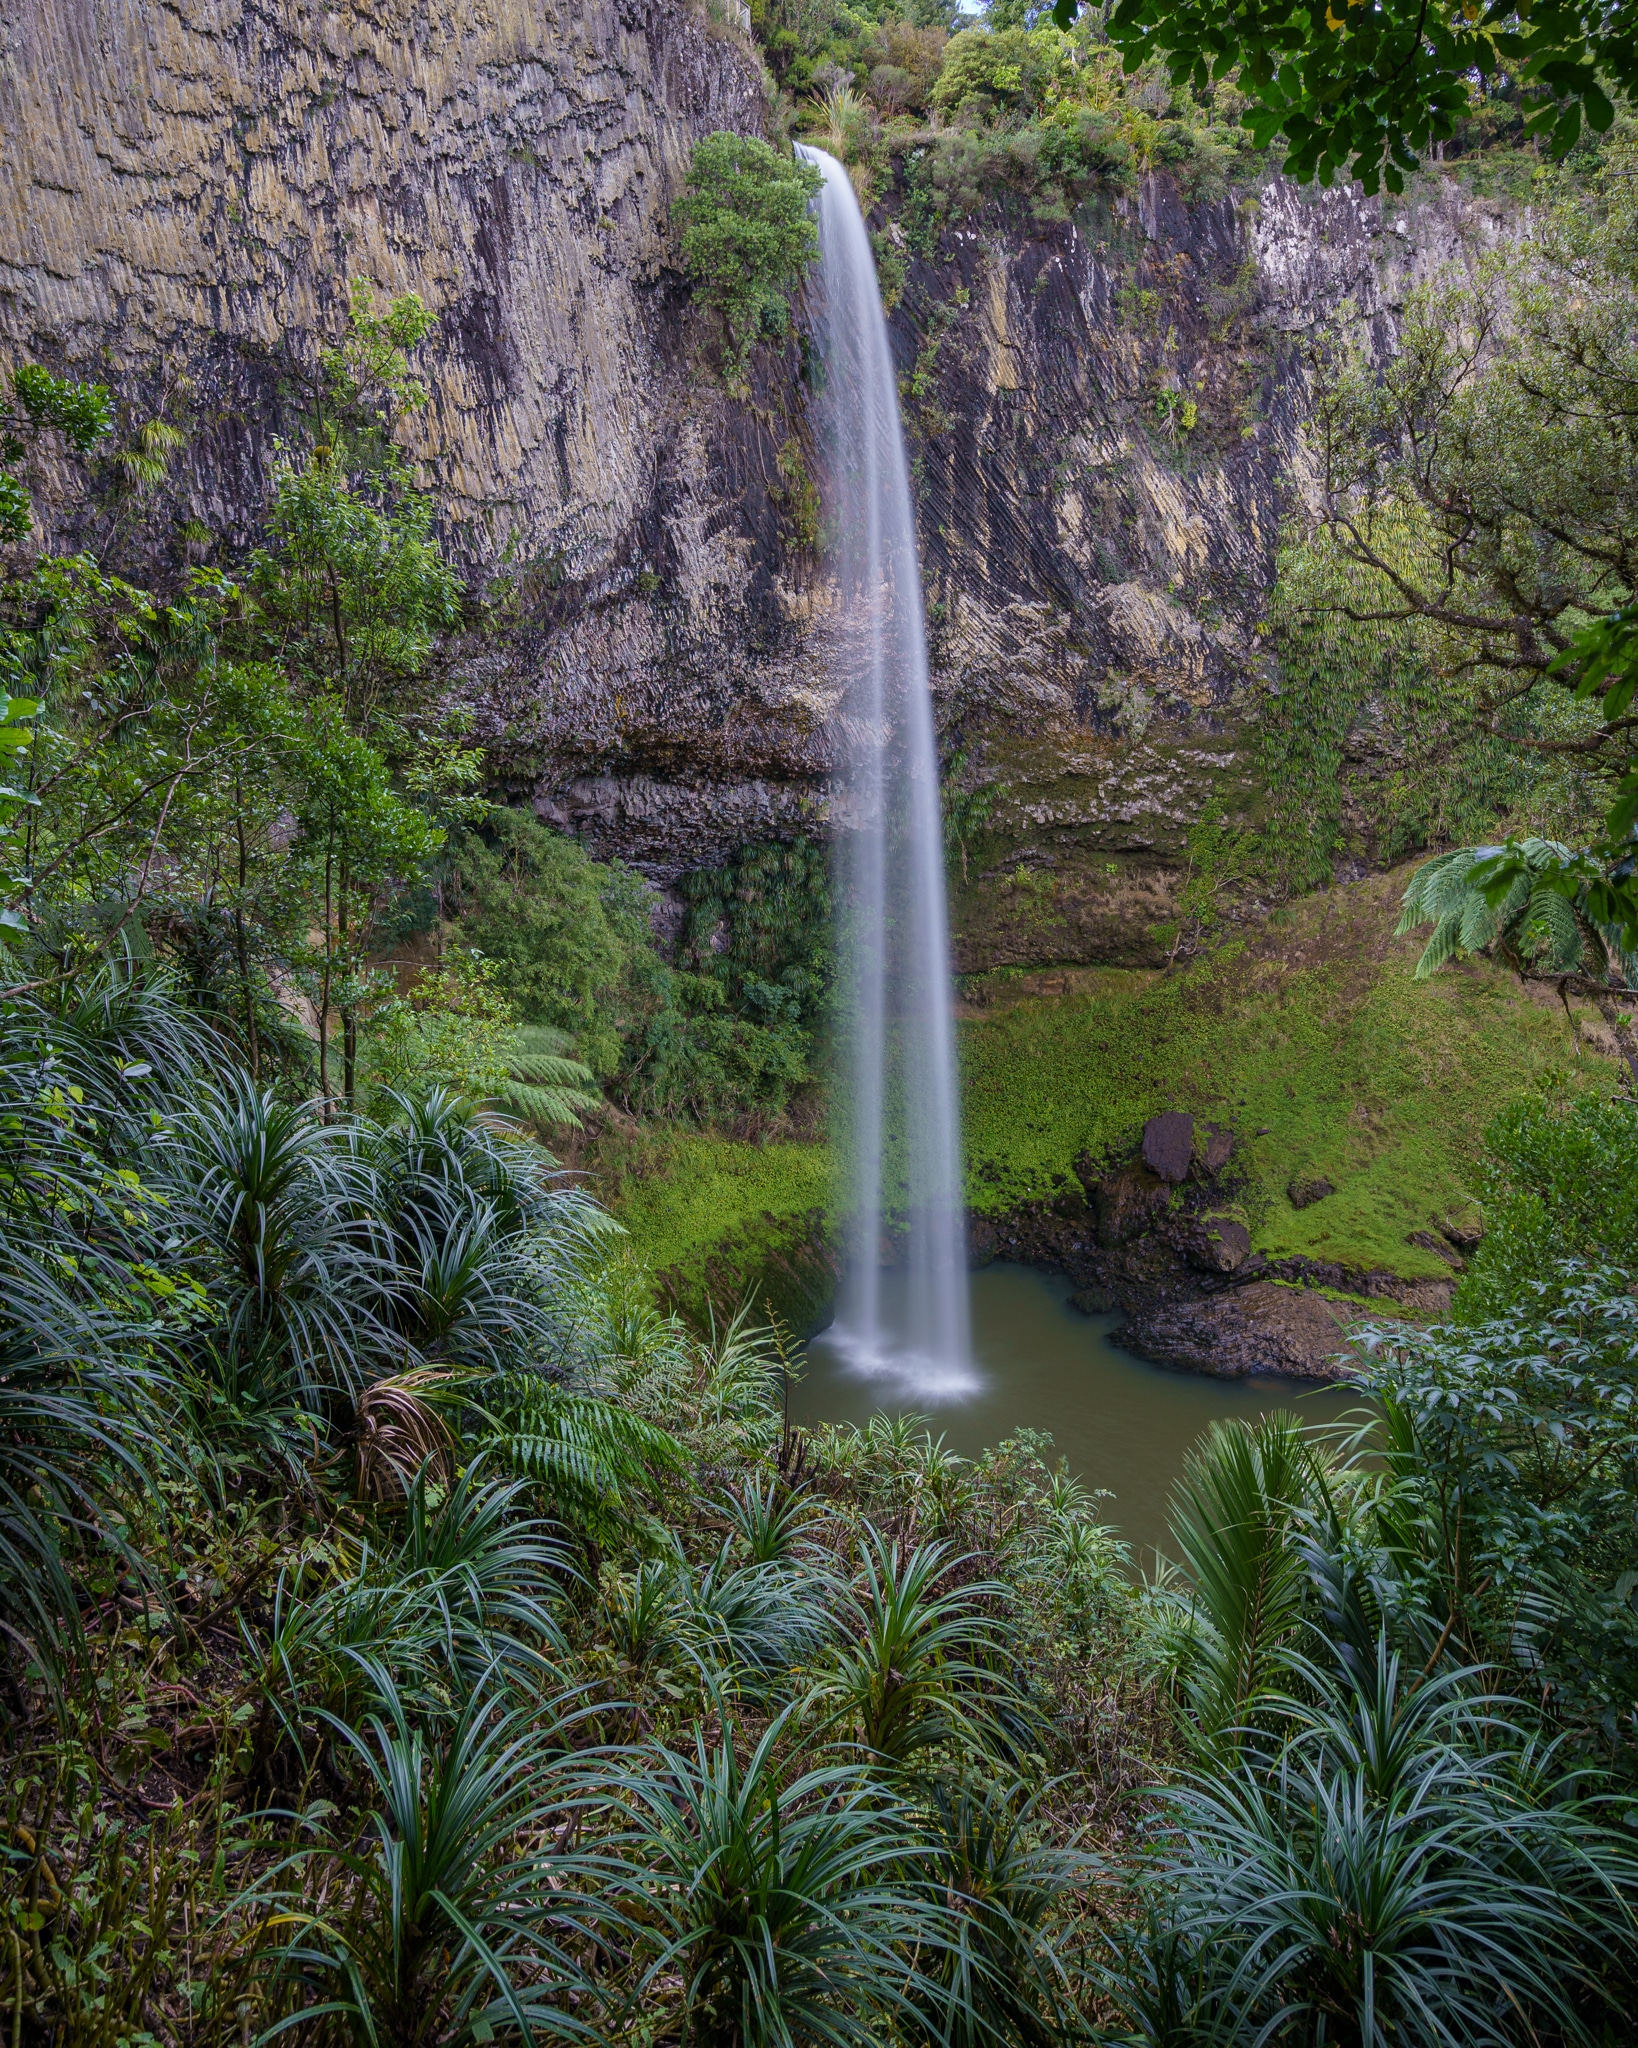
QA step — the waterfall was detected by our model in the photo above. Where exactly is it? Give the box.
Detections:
[799,146,976,1399]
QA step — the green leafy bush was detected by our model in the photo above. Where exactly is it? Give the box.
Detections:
[1367,1265,1638,1734]
[674,132,822,380]
[1455,1092,1638,1320]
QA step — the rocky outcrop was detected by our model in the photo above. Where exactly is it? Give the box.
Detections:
[972,1108,1454,1377]
[1,4,1519,925]
[1118,1281,1369,1381]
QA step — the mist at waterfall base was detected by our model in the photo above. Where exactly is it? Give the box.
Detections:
[797,1266,1359,1566]
[800,145,975,1402]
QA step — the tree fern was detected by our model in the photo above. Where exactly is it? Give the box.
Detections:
[495,1025,602,1130]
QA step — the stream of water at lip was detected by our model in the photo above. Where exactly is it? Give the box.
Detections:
[799,144,975,1404]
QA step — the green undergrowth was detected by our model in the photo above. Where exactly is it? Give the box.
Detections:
[604,871,1620,1306]
[961,871,1618,1277]
[594,1129,837,1330]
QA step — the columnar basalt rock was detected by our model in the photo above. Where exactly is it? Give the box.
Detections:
[1,3,1513,944]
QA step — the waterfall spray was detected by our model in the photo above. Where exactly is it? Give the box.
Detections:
[799,146,975,1398]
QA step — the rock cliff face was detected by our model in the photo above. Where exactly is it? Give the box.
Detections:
[1,2,1509,963]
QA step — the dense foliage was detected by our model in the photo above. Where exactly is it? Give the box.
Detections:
[0,286,827,1131]
[6,944,1638,2040]
[673,133,823,381]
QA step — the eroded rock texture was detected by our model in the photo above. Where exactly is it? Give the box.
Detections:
[1,2,1510,958]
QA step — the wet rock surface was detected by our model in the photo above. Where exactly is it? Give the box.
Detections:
[1118,1282,1367,1382]
[1,4,1518,909]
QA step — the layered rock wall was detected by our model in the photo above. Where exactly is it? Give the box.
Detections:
[1,3,1513,959]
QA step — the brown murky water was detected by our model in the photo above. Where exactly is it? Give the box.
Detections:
[798,1262,1359,1569]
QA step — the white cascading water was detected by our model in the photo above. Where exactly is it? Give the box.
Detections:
[799,146,976,1399]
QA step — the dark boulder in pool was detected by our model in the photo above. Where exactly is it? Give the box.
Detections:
[1118,1280,1370,1381]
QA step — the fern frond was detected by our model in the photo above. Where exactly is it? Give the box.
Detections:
[1414,911,1467,980]
[498,1029,601,1130]
[1521,884,1586,974]
[485,1376,685,1525]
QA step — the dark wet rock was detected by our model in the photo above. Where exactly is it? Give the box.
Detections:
[1069,1286,1118,1314]
[1201,1123,1235,1175]
[1120,1282,1367,1381]
[1094,1162,1171,1246]
[1142,1112,1195,1183]
[1407,1229,1464,1269]
[1441,1218,1485,1254]
[1288,1175,1335,1210]
[967,1217,1000,1268]
[1183,1214,1252,1273]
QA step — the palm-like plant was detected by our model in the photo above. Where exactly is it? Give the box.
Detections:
[687,1543,835,1690]
[814,1533,1018,1768]
[1399,839,1638,1085]
[0,1247,161,1676]
[719,1474,825,1565]
[392,1461,574,1675]
[264,1677,615,2048]
[912,1777,1095,2048]
[603,1711,946,2048]
[1160,1414,1328,1744]
[1107,1637,1638,2047]
[174,1074,401,1404]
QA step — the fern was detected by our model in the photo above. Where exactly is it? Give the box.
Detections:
[1399,838,1608,982]
[496,1025,602,1130]
[483,1374,686,1535]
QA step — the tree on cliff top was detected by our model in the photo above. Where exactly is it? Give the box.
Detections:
[675,132,823,383]
[1048,0,1625,194]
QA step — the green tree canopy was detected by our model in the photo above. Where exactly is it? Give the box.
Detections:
[1051,0,1627,192]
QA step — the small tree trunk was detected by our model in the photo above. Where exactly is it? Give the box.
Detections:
[318,844,334,1108]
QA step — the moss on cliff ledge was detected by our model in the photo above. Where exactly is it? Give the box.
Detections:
[961,867,1618,1277]
[595,1129,836,1330]
[604,867,1620,1312]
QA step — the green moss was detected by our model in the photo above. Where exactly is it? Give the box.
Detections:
[599,1130,836,1329]
[960,871,1619,1279]
[601,870,1620,1310]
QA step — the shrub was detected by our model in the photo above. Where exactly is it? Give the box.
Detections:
[674,132,822,380]
[1454,1091,1638,1320]
[930,26,1072,120]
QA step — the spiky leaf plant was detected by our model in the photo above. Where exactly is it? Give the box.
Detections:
[601,1709,951,2048]
[1159,1414,1329,1745]
[812,1533,1019,1769]
[263,1676,616,2048]
[910,1776,1095,2048]
[1105,1637,1638,2047]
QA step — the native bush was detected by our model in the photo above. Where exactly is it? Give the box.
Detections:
[674,133,822,380]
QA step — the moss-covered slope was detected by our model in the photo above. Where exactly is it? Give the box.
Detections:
[605,867,1620,1314]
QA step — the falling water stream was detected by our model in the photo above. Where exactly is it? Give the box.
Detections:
[791,151,1358,1550]
[798,146,976,1401]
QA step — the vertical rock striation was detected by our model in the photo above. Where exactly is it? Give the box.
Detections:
[0,5,1513,953]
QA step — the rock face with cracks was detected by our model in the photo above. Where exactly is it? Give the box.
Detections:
[0,1,1517,955]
